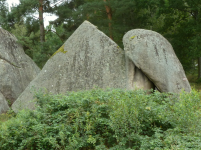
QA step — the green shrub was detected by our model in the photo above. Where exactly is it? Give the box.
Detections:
[0,89,201,149]
[0,110,15,124]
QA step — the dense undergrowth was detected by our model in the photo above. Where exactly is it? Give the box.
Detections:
[0,89,201,150]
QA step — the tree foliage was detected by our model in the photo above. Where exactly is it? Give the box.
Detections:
[157,0,201,72]
[0,0,12,30]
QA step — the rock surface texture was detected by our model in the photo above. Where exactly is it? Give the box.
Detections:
[126,58,155,91]
[0,28,40,113]
[123,29,191,93]
[12,21,154,112]
[0,92,9,114]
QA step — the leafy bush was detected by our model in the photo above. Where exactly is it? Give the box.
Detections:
[0,110,15,124]
[0,89,201,150]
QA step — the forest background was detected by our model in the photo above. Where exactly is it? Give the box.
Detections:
[0,0,201,82]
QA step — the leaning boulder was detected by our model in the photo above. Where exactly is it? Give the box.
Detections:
[0,28,40,111]
[123,29,191,93]
[12,21,154,112]
[0,92,9,114]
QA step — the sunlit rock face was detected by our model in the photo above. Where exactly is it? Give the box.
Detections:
[123,29,191,93]
[0,28,40,114]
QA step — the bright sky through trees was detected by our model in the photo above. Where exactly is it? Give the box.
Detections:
[6,0,58,27]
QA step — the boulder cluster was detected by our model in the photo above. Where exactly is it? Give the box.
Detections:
[0,21,191,114]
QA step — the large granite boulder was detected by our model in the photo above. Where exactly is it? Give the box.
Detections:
[123,29,191,93]
[0,92,9,114]
[12,21,154,112]
[0,28,40,111]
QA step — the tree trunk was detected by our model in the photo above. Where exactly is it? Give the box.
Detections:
[198,57,201,79]
[103,0,113,39]
[39,0,45,42]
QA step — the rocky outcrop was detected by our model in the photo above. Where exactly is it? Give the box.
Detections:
[0,28,40,112]
[0,92,9,114]
[12,21,154,112]
[123,29,191,93]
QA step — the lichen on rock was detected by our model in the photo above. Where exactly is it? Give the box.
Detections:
[50,45,67,58]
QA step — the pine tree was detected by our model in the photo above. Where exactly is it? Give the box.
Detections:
[50,0,85,40]
[75,0,158,47]
[10,0,67,43]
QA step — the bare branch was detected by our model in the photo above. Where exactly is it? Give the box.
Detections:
[45,29,64,42]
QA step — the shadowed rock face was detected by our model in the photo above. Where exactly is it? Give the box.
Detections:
[12,21,154,112]
[0,92,9,114]
[123,29,191,93]
[126,58,155,91]
[0,28,40,113]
